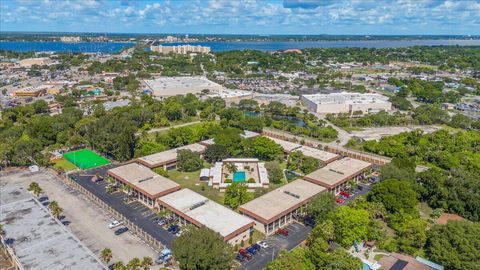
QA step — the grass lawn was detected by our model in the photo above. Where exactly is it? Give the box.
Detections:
[52,158,77,172]
[374,254,386,261]
[168,169,225,204]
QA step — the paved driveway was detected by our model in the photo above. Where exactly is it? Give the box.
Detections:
[68,165,176,249]
[240,223,311,270]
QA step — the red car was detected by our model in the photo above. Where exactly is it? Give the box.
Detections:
[239,249,252,260]
[336,197,345,203]
[276,228,289,236]
[339,191,351,198]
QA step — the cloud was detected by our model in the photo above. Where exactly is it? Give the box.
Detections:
[1,0,479,34]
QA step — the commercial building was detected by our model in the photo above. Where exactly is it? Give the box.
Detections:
[301,92,392,114]
[157,189,255,245]
[107,163,181,209]
[208,158,269,191]
[204,89,253,104]
[13,85,48,97]
[0,185,106,270]
[239,180,325,235]
[303,157,372,194]
[19,57,53,68]
[267,136,340,164]
[144,76,224,98]
[136,143,206,169]
[150,44,210,54]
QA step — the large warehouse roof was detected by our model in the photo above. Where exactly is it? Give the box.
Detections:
[0,186,106,270]
[137,143,206,168]
[239,180,325,223]
[158,189,254,240]
[303,157,372,188]
[107,163,180,198]
[144,76,224,97]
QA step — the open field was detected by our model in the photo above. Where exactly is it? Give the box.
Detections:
[0,169,158,265]
[64,149,111,170]
[52,158,77,172]
[168,169,225,204]
[347,125,441,141]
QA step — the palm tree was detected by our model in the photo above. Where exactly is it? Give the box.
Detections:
[141,256,153,270]
[225,162,237,174]
[113,261,125,270]
[27,182,43,197]
[100,248,113,264]
[48,201,63,219]
[126,258,141,270]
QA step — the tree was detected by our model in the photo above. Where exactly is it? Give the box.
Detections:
[249,136,283,161]
[265,249,315,270]
[100,248,113,264]
[27,181,43,197]
[213,128,243,156]
[322,249,362,270]
[48,200,63,219]
[224,182,250,209]
[141,256,153,270]
[308,219,335,244]
[333,206,370,247]
[395,218,427,255]
[305,193,336,222]
[369,179,418,215]
[203,144,229,163]
[426,221,480,270]
[126,257,141,270]
[173,227,233,270]
[177,149,203,172]
[113,261,125,270]
[265,161,283,184]
[301,157,320,174]
[287,151,304,171]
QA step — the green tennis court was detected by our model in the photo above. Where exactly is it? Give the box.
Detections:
[63,149,110,170]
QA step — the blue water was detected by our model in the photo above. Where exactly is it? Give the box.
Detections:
[162,39,480,52]
[233,171,246,182]
[0,41,135,53]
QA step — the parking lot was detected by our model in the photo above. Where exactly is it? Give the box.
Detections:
[68,165,176,249]
[0,169,158,264]
[239,222,311,270]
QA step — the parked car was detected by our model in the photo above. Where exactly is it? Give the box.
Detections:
[158,218,167,226]
[108,220,122,229]
[339,191,351,197]
[304,216,315,227]
[246,246,257,255]
[114,227,128,235]
[171,227,180,234]
[335,197,345,204]
[239,249,252,260]
[236,253,246,262]
[276,228,289,236]
[257,241,268,249]
[251,243,261,251]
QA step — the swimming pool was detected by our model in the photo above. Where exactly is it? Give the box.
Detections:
[233,171,246,182]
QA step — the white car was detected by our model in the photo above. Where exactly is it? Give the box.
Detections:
[257,241,268,249]
[108,220,122,229]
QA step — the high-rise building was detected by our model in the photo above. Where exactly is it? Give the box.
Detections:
[150,45,211,54]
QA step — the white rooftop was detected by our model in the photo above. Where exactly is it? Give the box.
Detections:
[158,189,254,239]
[0,186,106,270]
[144,76,224,97]
[303,157,372,187]
[206,89,252,99]
[266,136,339,163]
[137,143,206,168]
[239,179,325,223]
[107,163,180,197]
[302,92,390,105]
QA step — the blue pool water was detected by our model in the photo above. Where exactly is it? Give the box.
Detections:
[233,171,246,182]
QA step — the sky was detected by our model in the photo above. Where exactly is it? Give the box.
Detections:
[1,0,479,35]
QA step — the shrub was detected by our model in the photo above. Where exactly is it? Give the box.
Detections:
[247,178,256,183]
[225,179,232,183]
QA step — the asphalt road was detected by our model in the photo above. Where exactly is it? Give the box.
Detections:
[240,223,311,270]
[68,165,176,249]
